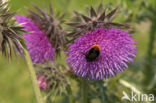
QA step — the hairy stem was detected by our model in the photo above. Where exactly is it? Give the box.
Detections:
[98,80,108,103]
[81,79,88,103]
[24,49,44,103]
[144,23,156,87]
[66,84,74,103]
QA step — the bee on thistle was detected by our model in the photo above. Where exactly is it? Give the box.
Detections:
[66,4,137,80]
[85,44,101,62]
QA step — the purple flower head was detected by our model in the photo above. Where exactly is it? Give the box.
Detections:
[66,28,137,80]
[37,74,51,91]
[15,15,55,63]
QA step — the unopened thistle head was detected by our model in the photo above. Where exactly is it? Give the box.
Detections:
[15,15,55,63]
[67,4,129,43]
[66,4,137,80]
[35,61,69,91]
[37,73,51,91]
[0,0,24,59]
[27,4,66,55]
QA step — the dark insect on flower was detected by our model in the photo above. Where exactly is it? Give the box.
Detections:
[66,28,137,80]
[85,44,100,62]
[0,0,25,60]
[27,3,66,55]
[67,3,129,43]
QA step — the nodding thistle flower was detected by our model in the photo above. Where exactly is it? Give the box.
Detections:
[66,4,137,80]
[0,0,24,59]
[27,4,66,55]
[15,15,55,63]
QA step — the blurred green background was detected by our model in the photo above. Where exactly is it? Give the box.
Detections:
[0,0,156,103]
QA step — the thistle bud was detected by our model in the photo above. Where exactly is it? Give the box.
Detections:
[0,0,25,60]
[37,73,51,91]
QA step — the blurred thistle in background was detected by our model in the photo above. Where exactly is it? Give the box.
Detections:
[27,4,66,56]
[0,0,24,60]
[14,2,70,103]
[15,15,55,63]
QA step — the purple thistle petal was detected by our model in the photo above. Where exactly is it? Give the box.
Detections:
[66,28,137,80]
[15,15,55,63]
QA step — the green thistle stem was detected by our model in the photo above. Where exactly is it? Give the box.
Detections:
[144,23,156,86]
[98,81,108,103]
[81,79,88,103]
[66,84,74,103]
[24,49,44,103]
[68,93,73,103]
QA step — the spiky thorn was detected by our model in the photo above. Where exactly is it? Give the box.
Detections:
[0,0,25,60]
[66,3,129,43]
[27,3,66,55]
